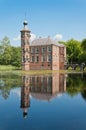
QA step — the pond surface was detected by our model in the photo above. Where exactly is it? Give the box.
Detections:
[0,72,86,130]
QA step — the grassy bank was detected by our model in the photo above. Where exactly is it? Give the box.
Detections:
[0,65,21,71]
[0,65,85,75]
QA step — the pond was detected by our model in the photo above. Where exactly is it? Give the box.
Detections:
[0,72,86,130]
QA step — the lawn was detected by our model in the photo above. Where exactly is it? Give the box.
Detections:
[0,65,85,75]
[0,65,20,71]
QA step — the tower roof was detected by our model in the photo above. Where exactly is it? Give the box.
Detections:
[21,20,31,31]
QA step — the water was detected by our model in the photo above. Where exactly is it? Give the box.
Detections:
[0,72,86,130]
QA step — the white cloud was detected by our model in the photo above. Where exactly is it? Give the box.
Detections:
[30,33,37,42]
[13,33,36,42]
[13,34,20,42]
[54,34,63,40]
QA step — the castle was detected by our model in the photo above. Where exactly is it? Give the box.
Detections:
[21,20,66,70]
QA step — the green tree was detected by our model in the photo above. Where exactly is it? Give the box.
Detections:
[0,36,12,65]
[80,39,86,64]
[81,39,86,52]
[66,39,81,64]
[11,46,21,67]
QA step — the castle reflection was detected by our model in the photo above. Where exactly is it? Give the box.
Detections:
[20,73,66,118]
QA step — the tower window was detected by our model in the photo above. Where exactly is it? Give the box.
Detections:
[22,48,25,53]
[21,40,25,45]
[26,48,30,53]
[26,55,28,61]
[26,48,28,52]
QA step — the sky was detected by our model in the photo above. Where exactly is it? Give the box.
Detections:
[0,0,86,46]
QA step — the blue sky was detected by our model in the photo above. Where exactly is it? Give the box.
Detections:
[0,0,86,46]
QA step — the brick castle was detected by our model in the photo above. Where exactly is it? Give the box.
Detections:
[21,20,66,70]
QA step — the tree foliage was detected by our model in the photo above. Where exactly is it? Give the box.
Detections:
[65,39,82,64]
[0,36,21,67]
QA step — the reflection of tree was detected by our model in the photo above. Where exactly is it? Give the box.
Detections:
[0,73,21,99]
[66,73,86,97]
[81,89,86,101]
[0,89,10,99]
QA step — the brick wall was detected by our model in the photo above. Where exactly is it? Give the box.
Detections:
[52,45,59,70]
[30,45,52,70]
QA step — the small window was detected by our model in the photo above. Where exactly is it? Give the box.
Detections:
[42,47,46,53]
[42,55,46,62]
[22,48,25,53]
[35,48,39,53]
[47,55,52,62]
[60,47,64,54]
[60,55,64,62]
[31,56,34,62]
[36,56,39,62]
[26,55,28,61]
[26,48,28,52]
[31,47,34,53]
[47,46,51,52]
[21,40,25,45]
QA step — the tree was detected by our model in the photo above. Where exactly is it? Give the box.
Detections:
[80,39,86,64]
[11,46,21,67]
[0,36,12,65]
[81,39,86,52]
[66,39,82,64]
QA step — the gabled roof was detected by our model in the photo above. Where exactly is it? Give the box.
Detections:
[31,37,65,47]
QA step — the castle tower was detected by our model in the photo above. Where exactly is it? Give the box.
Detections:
[20,20,31,70]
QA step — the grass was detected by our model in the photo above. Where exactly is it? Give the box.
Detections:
[0,65,85,75]
[0,65,20,71]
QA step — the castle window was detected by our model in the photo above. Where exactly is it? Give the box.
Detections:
[31,47,34,53]
[27,40,30,44]
[47,55,52,62]
[21,40,25,45]
[26,55,28,61]
[22,48,25,53]
[23,56,26,62]
[26,48,28,52]
[26,55,28,58]
[60,47,64,54]
[42,47,46,53]
[35,48,39,53]
[36,56,39,62]
[31,56,34,62]
[60,55,64,62]
[42,55,46,62]
[47,46,51,52]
